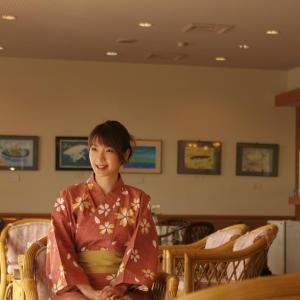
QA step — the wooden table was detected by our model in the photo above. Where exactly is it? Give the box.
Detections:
[177,274,300,300]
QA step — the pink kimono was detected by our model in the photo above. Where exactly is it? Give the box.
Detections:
[46,175,158,299]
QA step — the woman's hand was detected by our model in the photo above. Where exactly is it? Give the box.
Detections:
[76,284,102,300]
[98,285,127,299]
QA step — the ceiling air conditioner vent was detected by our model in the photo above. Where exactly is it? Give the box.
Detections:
[145,52,187,61]
[116,38,138,44]
[182,23,234,34]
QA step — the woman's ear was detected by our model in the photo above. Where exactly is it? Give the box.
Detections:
[123,148,131,162]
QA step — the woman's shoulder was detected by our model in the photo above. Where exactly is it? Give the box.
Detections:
[124,184,150,200]
[60,181,88,198]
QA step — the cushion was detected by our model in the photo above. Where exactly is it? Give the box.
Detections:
[6,221,50,274]
[205,227,241,249]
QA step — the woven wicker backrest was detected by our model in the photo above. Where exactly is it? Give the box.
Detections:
[184,224,278,293]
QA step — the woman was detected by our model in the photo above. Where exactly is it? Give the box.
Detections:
[46,121,158,300]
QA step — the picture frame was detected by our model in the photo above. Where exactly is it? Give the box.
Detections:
[177,140,222,175]
[121,140,162,174]
[55,136,91,170]
[236,143,279,177]
[0,135,39,170]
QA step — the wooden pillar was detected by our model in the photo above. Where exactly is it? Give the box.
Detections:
[295,107,300,218]
[275,88,300,218]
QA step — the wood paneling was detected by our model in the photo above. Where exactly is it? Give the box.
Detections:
[157,214,294,230]
[275,88,300,107]
[0,212,294,231]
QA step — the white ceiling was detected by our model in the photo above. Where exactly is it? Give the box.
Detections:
[0,0,299,70]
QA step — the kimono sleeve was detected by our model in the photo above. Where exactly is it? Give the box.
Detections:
[46,189,91,294]
[114,192,159,288]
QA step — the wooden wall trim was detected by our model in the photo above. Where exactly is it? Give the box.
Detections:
[156,214,294,230]
[0,212,295,230]
[0,213,50,224]
[296,107,300,189]
[275,88,300,107]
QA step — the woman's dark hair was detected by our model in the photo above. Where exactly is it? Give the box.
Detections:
[88,120,134,163]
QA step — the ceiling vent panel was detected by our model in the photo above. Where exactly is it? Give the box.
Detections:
[145,52,187,61]
[182,23,234,34]
[116,38,138,44]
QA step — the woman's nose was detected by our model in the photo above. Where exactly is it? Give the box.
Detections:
[97,151,105,162]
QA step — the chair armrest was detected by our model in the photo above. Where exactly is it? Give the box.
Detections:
[19,236,48,300]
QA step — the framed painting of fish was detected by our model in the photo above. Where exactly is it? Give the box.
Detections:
[236,143,279,177]
[177,140,221,174]
[121,139,162,174]
[55,136,91,170]
[0,135,39,170]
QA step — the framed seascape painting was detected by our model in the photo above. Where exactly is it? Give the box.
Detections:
[56,136,91,170]
[0,135,39,170]
[177,140,222,175]
[236,143,279,177]
[121,140,162,174]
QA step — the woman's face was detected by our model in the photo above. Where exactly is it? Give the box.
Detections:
[89,139,122,180]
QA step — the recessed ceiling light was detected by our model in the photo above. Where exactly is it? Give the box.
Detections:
[106,51,118,56]
[139,22,152,28]
[9,167,15,171]
[0,46,4,50]
[215,56,226,61]
[266,29,279,35]
[1,15,16,20]
[238,44,250,50]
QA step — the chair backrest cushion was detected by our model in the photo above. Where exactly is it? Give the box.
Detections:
[227,226,276,280]
[233,227,274,251]
[205,227,242,249]
[6,221,50,274]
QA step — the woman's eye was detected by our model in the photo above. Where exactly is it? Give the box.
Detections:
[106,148,115,153]
[90,146,97,151]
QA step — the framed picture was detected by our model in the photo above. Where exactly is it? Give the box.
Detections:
[177,140,222,174]
[236,143,279,177]
[0,135,39,170]
[121,140,162,174]
[56,136,91,170]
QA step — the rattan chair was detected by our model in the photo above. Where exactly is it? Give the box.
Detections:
[19,236,179,300]
[176,273,300,300]
[161,224,249,275]
[160,224,249,296]
[0,218,50,300]
[184,224,278,293]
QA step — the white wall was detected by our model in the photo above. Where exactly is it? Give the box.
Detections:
[0,57,295,216]
[287,66,300,90]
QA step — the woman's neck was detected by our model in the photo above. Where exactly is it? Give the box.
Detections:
[94,173,119,195]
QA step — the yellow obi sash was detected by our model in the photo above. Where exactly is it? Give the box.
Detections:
[77,250,122,274]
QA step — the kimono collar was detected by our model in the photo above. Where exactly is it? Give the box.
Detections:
[86,173,125,198]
